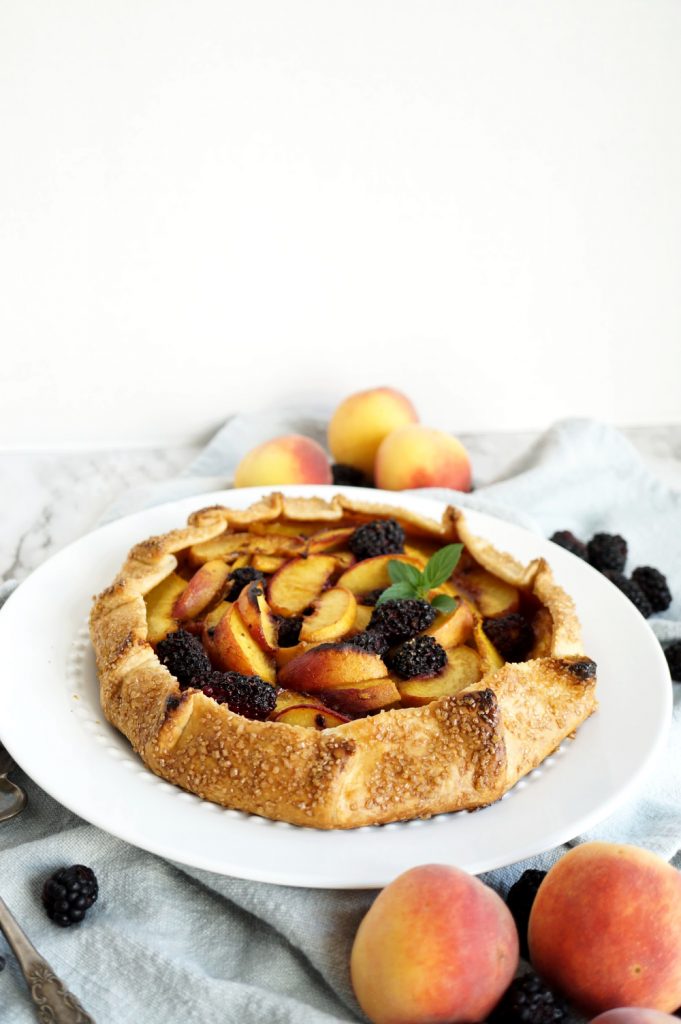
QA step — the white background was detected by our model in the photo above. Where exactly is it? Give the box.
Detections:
[1,0,680,448]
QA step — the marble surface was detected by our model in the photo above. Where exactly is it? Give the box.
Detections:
[2,425,681,585]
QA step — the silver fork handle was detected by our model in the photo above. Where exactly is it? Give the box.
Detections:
[0,776,27,823]
[0,896,95,1023]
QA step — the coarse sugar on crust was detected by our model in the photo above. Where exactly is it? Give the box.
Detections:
[89,492,597,829]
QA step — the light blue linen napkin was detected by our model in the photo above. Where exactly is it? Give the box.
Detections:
[0,416,679,1024]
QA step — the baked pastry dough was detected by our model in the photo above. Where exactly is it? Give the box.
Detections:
[89,493,597,828]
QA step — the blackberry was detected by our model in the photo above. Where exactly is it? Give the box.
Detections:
[348,631,390,656]
[331,463,369,487]
[587,532,628,573]
[42,865,99,928]
[226,567,266,601]
[664,640,681,682]
[276,615,303,648]
[156,629,212,687]
[359,588,385,607]
[506,869,546,958]
[197,671,276,720]
[386,635,447,680]
[483,613,534,662]
[349,519,405,561]
[632,566,672,613]
[603,571,653,618]
[368,599,437,645]
[550,530,588,561]
[489,972,567,1024]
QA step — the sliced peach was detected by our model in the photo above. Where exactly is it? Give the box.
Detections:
[203,601,230,630]
[237,580,279,655]
[182,620,205,637]
[425,602,474,649]
[271,688,325,715]
[249,535,307,558]
[275,641,323,667]
[202,629,219,665]
[337,554,422,596]
[322,677,400,714]
[201,600,231,663]
[332,551,355,571]
[348,604,373,634]
[250,521,317,538]
[278,642,388,692]
[187,533,250,567]
[251,554,286,573]
[300,587,357,643]
[397,646,482,707]
[267,555,337,616]
[229,554,250,572]
[173,559,231,621]
[145,573,187,644]
[455,568,519,618]
[273,704,351,729]
[473,620,505,673]
[307,527,354,553]
[212,603,276,683]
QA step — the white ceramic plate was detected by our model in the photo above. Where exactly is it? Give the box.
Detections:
[0,486,672,888]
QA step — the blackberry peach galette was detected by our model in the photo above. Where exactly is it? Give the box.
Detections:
[89,493,597,828]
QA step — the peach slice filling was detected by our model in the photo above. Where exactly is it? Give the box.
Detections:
[145,573,187,645]
[267,555,337,616]
[212,603,276,684]
[299,587,357,643]
[396,647,482,707]
[237,580,279,655]
[144,514,536,730]
[453,567,519,619]
[337,554,423,596]
[173,560,231,621]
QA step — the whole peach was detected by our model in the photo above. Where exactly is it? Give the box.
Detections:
[350,864,518,1024]
[328,387,418,476]
[234,434,332,487]
[591,1010,681,1024]
[529,843,681,1015]
[374,424,472,492]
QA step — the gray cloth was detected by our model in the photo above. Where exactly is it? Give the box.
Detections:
[1,417,680,1023]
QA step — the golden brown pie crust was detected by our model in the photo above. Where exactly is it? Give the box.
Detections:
[89,493,597,828]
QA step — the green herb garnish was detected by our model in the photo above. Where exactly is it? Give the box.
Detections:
[375,543,463,613]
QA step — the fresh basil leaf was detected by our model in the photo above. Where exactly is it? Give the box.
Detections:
[430,593,457,614]
[375,582,415,606]
[423,544,463,589]
[388,560,423,588]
